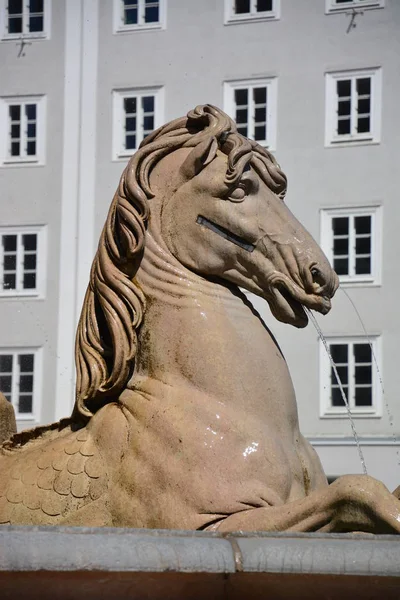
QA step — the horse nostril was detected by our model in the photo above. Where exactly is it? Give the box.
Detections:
[310,266,325,288]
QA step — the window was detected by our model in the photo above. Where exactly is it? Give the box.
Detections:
[224,0,280,23]
[325,69,381,145]
[0,0,50,39]
[326,0,384,14]
[0,96,46,165]
[224,79,277,149]
[0,226,46,296]
[321,207,381,285]
[112,88,164,159]
[0,348,42,419]
[320,337,381,417]
[113,0,165,32]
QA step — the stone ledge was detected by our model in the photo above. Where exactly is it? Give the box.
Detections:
[1,527,400,599]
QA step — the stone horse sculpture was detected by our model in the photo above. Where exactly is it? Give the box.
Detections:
[1,105,400,533]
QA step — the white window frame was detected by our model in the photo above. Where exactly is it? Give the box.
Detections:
[113,0,166,33]
[0,225,47,297]
[224,78,278,150]
[0,0,51,40]
[320,336,382,418]
[0,95,46,166]
[0,347,42,421]
[325,0,384,14]
[320,206,382,286]
[112,87,164,160]
[325,68,381,146]
[224,0,280,24]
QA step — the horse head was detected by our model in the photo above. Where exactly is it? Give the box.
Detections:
[74,105,338,418]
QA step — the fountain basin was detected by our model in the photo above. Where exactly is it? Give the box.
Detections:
[1,526,399,599]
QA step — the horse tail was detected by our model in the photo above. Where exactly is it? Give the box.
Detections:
[0,392,17,445]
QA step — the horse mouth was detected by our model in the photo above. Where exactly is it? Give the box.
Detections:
[268,278,332,328]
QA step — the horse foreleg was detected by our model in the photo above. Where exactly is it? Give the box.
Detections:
[209,475,400,534]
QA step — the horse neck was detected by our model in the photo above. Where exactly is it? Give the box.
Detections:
[133,227,271,399]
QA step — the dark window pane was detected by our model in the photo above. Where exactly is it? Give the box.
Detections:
[255,107,266,122]
[331,387,347,407]
[4,254,17,270]
[25,104,36,119]
[355,387,372,407]
[337,80,351,97]
[124,97,136,113]
[125,134,136,149]
[29,15,43,31]
[9,105,21,120]
[332,365,348,385]
[354,344,371,363]
[11,124,20,138]
[27,123,36,138]
[142,96,154,112]
[235,0,250,13]
[236,109,248,124]
[357,98,370,114]
[11,142,20,156]
[254,125,266,141]
[357,78,371,96]
[257,0,273,11]
[237,126,248,137]
[338,100,351,116]
[0,355,13,372]
[357,118,370,133]
[333,257,349,275]
[27,141,36,155]
[3,235,17,251]
[125,8,138,24]
[253,87,267,104]
[23,272,36,288]
[29,0,44,12]
[19,354,34,372]
[355,236,370,254]
[235,89,248,106]
[23,234,37,251]
[3,273,16,289]
[143,116,154,130]
[9,0,23,14]
[355,256,371,275]
[333,237,348,255]
[19,374,33,392]
[8,17,22,33]
[18,395,33,413]
[355,216,371,234]
[330,344,348,364]
[0,376,12,394]
[338,119,351,135]
[355,366,372,385]
[125,117,136,132]
[23,254,37,270]
[145,6,159,22]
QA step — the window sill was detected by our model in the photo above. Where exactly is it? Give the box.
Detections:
[326,4,384,15]
[338,279,380,287]
[224,14,279,25]
[114,23,164,34]
[0,292,41,299]
[320,411,381,419]
[325,138,380,148]
[113,153,135,162]
[1,32,48,41]
[15,413,36,421]
[1,159,44,168]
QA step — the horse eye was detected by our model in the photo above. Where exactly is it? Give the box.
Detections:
[228,187,246,202]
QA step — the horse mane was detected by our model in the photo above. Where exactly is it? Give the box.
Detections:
[73,104,287,420]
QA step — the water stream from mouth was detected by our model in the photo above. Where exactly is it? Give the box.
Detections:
[340,288,399,466]
[304,306,368,475]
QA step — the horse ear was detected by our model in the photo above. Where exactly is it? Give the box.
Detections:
[179,136,218,182]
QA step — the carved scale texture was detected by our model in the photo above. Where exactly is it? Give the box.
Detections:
[0,426,108,525]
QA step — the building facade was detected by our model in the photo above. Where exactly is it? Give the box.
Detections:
[1,0,399,489]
